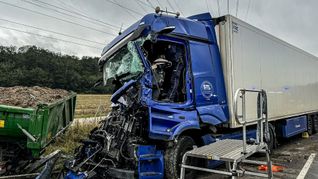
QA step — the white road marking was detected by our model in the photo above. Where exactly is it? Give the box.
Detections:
[296,153,316,179]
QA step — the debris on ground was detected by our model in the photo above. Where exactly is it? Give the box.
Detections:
[258,165,284,172]
[0,86,70,108]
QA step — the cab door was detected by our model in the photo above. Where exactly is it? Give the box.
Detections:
[189,40,229,125]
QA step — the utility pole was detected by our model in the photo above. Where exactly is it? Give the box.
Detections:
[227,0,230,14]
[236,0,239,17]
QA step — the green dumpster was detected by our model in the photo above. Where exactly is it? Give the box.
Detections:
[0,92,76,158]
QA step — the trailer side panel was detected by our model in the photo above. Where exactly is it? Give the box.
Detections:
[218,15,318,128]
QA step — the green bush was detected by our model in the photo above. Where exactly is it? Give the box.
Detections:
[0,45,112,94]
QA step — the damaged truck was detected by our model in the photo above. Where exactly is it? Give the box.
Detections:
[64,10,318,179]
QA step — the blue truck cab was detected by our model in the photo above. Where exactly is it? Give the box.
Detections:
[100,12,228,139]
[65,11,310,179]
[96,12,229,179]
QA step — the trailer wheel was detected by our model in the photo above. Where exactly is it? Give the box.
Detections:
[307,115,314,135]
[266,124,276,153]
[313,115,318,133]
[164,136,196,179]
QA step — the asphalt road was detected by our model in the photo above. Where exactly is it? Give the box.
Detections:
[192,133,318,179]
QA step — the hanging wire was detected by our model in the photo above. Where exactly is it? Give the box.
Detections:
[146,0,155,9]
[32,0,121,29]
[135,0,154,9]
[56,0,91,16]
[166,0,176,11]
[0,18,106,45]
[0,25,102,49]
[172,0,184,16]
[0,0,117,36]
[22,0,119,31]
[155,0,164,8]
[104,0,143,16]
[134,0,148,13]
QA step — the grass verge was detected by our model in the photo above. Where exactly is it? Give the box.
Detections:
[45,120,99,155]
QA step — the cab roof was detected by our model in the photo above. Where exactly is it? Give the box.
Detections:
[101,12,214,56]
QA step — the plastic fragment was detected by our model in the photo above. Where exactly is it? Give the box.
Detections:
[258,165,284,172]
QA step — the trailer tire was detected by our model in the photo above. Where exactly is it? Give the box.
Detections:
[266,124,276,153]
[307,115,314,135]
[313,115,318,133]
[164,136,196,179]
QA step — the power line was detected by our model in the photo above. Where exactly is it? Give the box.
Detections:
[115,0,139,19]
[0,25,102,49]
[166,0,176,11]
[31,0,121,30]
[146,0,155,9]
[172,0,184,16]
[155,0,164,8]
[0,18,106,45]
[134,0,148,13]
[104,0,143,16]
[0,1,117,36]
[136,0,154,9]
[23,0,118,31]
[56,0,91,17]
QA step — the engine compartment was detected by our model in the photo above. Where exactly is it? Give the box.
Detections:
[66,83,154,178]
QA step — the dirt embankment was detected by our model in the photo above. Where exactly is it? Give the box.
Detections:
[0,86,70,108]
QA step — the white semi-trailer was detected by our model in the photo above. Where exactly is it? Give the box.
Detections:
[217,15,318,128]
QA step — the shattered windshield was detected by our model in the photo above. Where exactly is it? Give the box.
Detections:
[103,41,144,85]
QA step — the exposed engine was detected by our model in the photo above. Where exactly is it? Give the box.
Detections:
[65,83,149,178]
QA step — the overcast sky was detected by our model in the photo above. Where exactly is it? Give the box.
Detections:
[0,0,317,57]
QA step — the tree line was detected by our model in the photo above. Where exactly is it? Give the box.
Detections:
[0,45,111,94]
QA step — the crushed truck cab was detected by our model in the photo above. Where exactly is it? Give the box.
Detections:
[100,12,229,139]
[66,12,227,179]
[65,10,318,179]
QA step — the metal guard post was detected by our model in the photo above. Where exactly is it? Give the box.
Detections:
[234,88,266,125]
[234,88,268,154]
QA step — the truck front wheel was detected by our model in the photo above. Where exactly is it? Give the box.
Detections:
[164,136,196,179]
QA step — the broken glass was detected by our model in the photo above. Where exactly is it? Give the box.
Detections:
[103,40,144,85]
